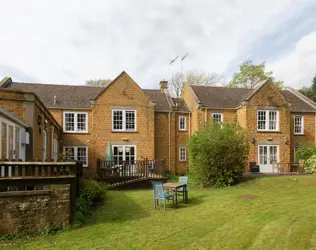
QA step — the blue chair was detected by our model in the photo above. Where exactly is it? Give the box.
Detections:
[177,176,188,203]
[152,181,174,211]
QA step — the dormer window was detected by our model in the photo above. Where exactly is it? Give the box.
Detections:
[257,110,279,131]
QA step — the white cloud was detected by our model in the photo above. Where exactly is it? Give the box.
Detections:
[0,0,315,88]
[267,31,316,89]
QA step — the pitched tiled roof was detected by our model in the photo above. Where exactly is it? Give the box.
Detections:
[172,98,189,112]
[190,85,316,112]
[190,85,252,109]
[5,82,104,108]
[281,90,316,112]
[143,89,171,111]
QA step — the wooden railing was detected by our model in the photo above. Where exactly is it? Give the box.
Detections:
[97,159,166,182]
[0,161,83,224]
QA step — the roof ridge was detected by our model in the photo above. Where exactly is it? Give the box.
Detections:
[12,82,105,89]
[190,84,253,90]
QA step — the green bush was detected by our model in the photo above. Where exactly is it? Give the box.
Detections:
[295,144,316,162]
[188,122,249,188]
[304,155,316,174]
[76,179,106,225]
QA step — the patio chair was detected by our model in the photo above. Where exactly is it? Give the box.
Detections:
[297,160,305,175]
[152,181,174,211]
[176,176,188,203]
[272,161,279,174]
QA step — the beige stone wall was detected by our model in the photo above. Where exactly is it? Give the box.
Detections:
[0,185,70,235]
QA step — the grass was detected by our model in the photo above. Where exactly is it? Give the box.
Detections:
[3,176,316,250]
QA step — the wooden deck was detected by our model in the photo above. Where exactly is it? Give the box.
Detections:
[97,159,166,189]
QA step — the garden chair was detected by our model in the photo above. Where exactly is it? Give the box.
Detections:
[177,176,188,203]
[152,181,174,211]
[272,161,279,174]
[297,159,305,175]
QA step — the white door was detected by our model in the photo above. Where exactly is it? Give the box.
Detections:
[112,145,136,164]
[258,145,278,173]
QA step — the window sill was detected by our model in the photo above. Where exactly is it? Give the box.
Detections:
[111,131,138,133]
[179,160,188,163]
[63,131,89,134]
[294,134,305,136]
[256,130,281,133]
[178,130,188,132]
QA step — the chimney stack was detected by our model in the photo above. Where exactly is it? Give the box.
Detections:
[159,80,168,92]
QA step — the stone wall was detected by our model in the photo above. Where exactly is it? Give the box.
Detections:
[0,184,70,235]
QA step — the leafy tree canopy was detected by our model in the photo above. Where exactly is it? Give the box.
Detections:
[228,60,283,89]
[85,79,112,87]
[299,74,316,102]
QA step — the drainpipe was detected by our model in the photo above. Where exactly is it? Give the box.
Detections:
[189,112,191,138]
[168,111,171,171]
[204,108,208,124]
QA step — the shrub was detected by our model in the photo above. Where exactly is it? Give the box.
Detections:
[304,155,316,174]
[76,179,106,225]
[188,122,249,188]
[295,144,316,162]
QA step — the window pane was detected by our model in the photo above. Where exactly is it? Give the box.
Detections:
[65,113,75,131]
[294,116,302,134]
[77,147,87,166]
[180,147,186,161]
[212,114,222,123]
[179,116,186,130]
[77,113,87,131]
[269,111,277,130]
[257,111,266,130]
[113,146,123,164]
[113,111,123,130]
[65,147,75,160]
[125,111,135,130]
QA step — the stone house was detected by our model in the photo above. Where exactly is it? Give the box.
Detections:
[0,78,62,163]
[1,72,315,174]
[183,80,316,172]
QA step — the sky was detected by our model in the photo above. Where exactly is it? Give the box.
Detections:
[0,0,316,90]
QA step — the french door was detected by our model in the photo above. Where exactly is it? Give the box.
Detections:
[258,145,279,173]
[112,145,136,165]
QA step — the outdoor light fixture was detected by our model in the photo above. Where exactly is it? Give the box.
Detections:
[284,136,288,144]
[251,137,255,144]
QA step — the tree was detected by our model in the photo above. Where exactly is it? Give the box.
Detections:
[228,60,283,89]
[188,121,249,188]
[170,72,185,98]
[85,79,112,87]
[299,74,316,102]
[170,69,223,97]
[186,69,224,86]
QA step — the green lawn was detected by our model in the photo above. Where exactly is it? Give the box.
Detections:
[3,176,316,250]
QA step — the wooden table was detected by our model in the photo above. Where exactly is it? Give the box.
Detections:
[163,182,188,207]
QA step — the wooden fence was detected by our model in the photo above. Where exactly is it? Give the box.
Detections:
[0,161,83,224]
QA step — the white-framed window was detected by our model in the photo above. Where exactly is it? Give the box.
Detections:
[179,116,186,131]
[212,113,223,123]
[179,147,186,161]
[294,115,304,135]
[294,146,300,163]
[112,109,136,132]
[64,146,88,167]
[257,110,279,131]
[112,145,136,164]
[63,112,88,133]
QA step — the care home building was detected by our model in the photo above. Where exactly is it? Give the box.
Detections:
[0,71,315,175]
